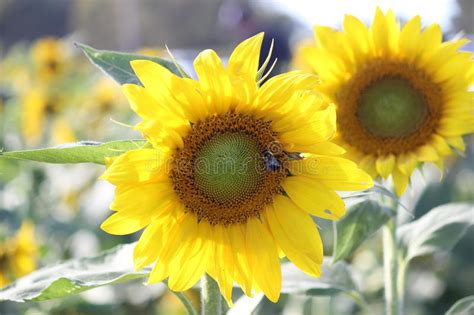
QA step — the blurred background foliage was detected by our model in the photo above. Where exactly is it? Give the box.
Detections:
[0,0,473,314]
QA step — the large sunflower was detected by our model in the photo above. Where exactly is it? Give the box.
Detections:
[293,9,474,195]
[100,33,373,304]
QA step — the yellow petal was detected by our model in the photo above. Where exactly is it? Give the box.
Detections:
[288,141,346,156]
[446,136,466,151]
[282,176,346,220]
[416,144,439,162]
[288,156,373,191]
[358,154,378,178]
[122,84,190,147]
[371,8,391,55]
[228,224,253,297]
[109,181,176,215]
[133,203,184,270]
[227,32,264,80]
[134,219,168,270]
[194,49,234,114]
[254,72,319,113]
[415,23,442,63]
[207,225,234,305]
[392,167,409,196]
[314,26,350,71]
[101,211,150,235]
[129,60,183,112]
[375,154,395,179]
[168,246,209,291]
[434,52,473,83]
[397,153,417,176]
[278,104,336,146]
[438,117,474,137]
[246,218,281,302]
[399,16,421,60]
[422,39,469,74]
[266,196,323,277]
[100,148,171,185]
[147,215,187,284]
[343,15,370,64]
[431,134,452,156]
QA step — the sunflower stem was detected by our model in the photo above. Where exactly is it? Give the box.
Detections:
[332,220,338,261]
[383,217,399,315]
[201,273,222,315]
[170,291,198,315]
[397,259,408,314]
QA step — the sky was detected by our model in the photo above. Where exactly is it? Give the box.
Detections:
[256,0,459,32]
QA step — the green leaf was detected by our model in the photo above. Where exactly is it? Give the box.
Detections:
[0,140,146,165]
[398,202,474,262]
[281,260,370,313]
[333,200,392,262]
[281,258,357,296]
[446,295,474,315]
[76,43,183,85]
[0,243,150,302]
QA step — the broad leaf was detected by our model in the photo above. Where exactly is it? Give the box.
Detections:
[398,202,474,262]
[333,200,392,262]
[0,140,145,165]
[446,296,474,315]
[228,294,264,315]
[0,243,150,302]
[281,259,357,296]
[76,43,183,85]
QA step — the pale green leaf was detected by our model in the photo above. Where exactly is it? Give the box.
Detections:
[281,259,368,313]
[76,43,184,85]
[446,295,474,315]
[0,243,151,302]
[0,140,146,165]
[281,258,357,296]
[398,202,474,262]
[333,200,392,262]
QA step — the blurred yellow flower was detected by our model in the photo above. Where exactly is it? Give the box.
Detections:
[52,118,76,144]
[90,78,124,114]
[21,87,74,145]
[293,8,474,195]
[136,47,165,57]
[31,37,66,81]
[100,33,372,304]
[0,222,38,288]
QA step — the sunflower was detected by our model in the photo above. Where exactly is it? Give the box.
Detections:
[100,33,373,304]
[31,37,66,81]
[293,9,474,196]
[21,87,75,145]
[0,222,38,288]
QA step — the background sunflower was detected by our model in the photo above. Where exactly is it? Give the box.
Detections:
[293,8,474,196]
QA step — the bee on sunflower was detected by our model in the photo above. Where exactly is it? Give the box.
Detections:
[0,223,38,288]
[293,8,474,195]
[100,33,373,304]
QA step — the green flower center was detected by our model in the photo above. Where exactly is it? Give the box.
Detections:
[357,77,427,138]
[194,132,264,205]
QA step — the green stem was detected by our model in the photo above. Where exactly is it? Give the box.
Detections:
[201,273,222,315]
[383,218,399,315]
[397,259,408,314]
[347,291,371,315]
[171,291,198,315]
[332,220,338,261]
